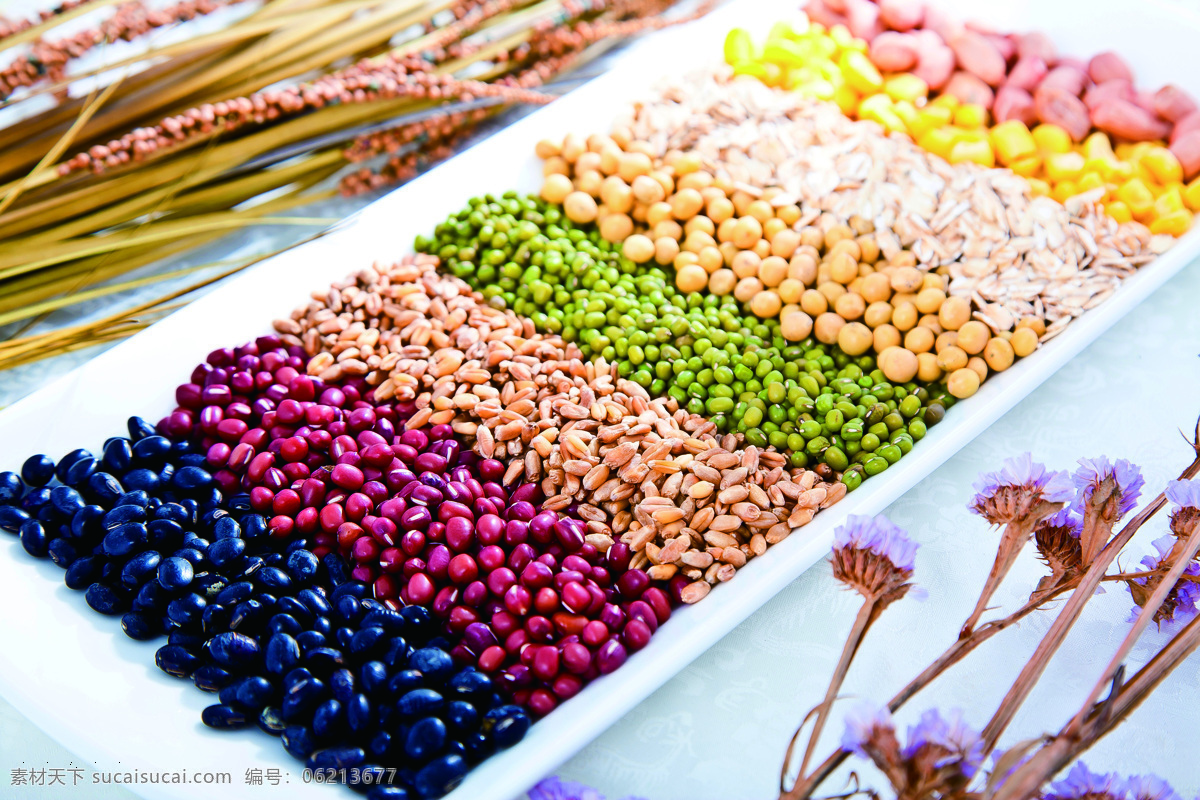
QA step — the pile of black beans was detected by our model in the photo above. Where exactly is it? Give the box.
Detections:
[0,417,530,799]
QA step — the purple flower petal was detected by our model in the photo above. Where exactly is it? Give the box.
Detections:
[839,701,894,757]
[528,777,606,800]
[970,453,1074,517]
[1042,507,1084,538]
[1126,774,1182,800]
[1073,457,1145,518]
[1045,762,1127,800]
[1126,536,1200,626]
[1166,479,1200,511]
[902,708,984,779]
[833,514,917,571]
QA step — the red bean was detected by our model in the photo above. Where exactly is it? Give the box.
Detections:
[379,547,404,573]
[478,646,506,672]
[623,619,652,652]
[531,645,560,682]
[330,463,364,490]
[561,581,591,613]
[463,581,488,607]
[596,639,628,674]
[405,573,435,605]
[477,546,506,573]
[504,585,532,616]
[552,674,583,701]
[521,561,554,590]
[272,489,301,517]
[319,503,345,533]
[448,554,479,585]
[528,689,556,717]
[552,612,587,637]
[504,629,529,656]
[581,620,609,648]
[534,587,559,615]
[268,515,294,539]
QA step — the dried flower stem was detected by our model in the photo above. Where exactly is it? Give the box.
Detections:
[783,599,878,799]
[979,448,1200,751]
[787,582,1077,797]
[994,604,1200,800]
[1065,518,1200,737]
[960,510,1061,637]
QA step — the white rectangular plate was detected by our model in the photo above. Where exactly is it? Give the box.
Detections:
[1,1,1198,799]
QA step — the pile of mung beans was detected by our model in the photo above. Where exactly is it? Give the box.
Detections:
[416,193,946,489]
[0,3,1187,798]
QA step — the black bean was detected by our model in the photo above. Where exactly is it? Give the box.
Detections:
[155,644,201,678]
[201,704,249,729]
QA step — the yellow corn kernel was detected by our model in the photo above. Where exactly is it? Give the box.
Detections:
[1149,208,1194,236]
[830,24,857,52]
[812,34,837,60]
[1141,146,1184,185]
[1103,160,1135,182]
[1117,178,1155,218]
[953,103,989,129]
[732,61,781,85]
[1032,124,1072,155]
[884,73,928,104]
[892,100,921,132]
[1154,186,1185,217]
[768,20,802,41]
[763,39,811,68]
[833,84,859,115]
[1134,162,1160,189]
[1083,131,1116,162]
[858,94,906,133]
[930,93,959,110]
[1077,172,1106,193]
[1044,152,1086,182]
[918,127,961,160]
[1082,157,1115,176]
[1008,155,1042,177]
[989,120,1037,166]
[1105,200,1133,223]
[1028,178,1052,197]
[1052,180,1079,203]
[724,28,756,65]
[953,126,989,144]
[1114,142,1137,161]
[795,78,837,100]
[948,139,995,168]
[1184,178,1200,211]
[838,50,883,94]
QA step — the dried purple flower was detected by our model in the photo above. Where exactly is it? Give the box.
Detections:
[1166,479,1200,510]
[1043,763,1128,800]
[840,701,897,758]
[1125,536,1200,627]
[1033,508,1084,596]
[1073,457,1145,520]
[831,515,918,608]
[528,777,622,800]
[1165,479,1200,538]
[902,708,985,779]
[1070,457,1146,567]
[1125,774,1182,800]
[970,453,1074,525]
[963,456,1073,633]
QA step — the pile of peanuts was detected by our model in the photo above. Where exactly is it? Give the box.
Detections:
[537,131,1038,399]
[273,255,845,603]
[725,6,1200,234]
